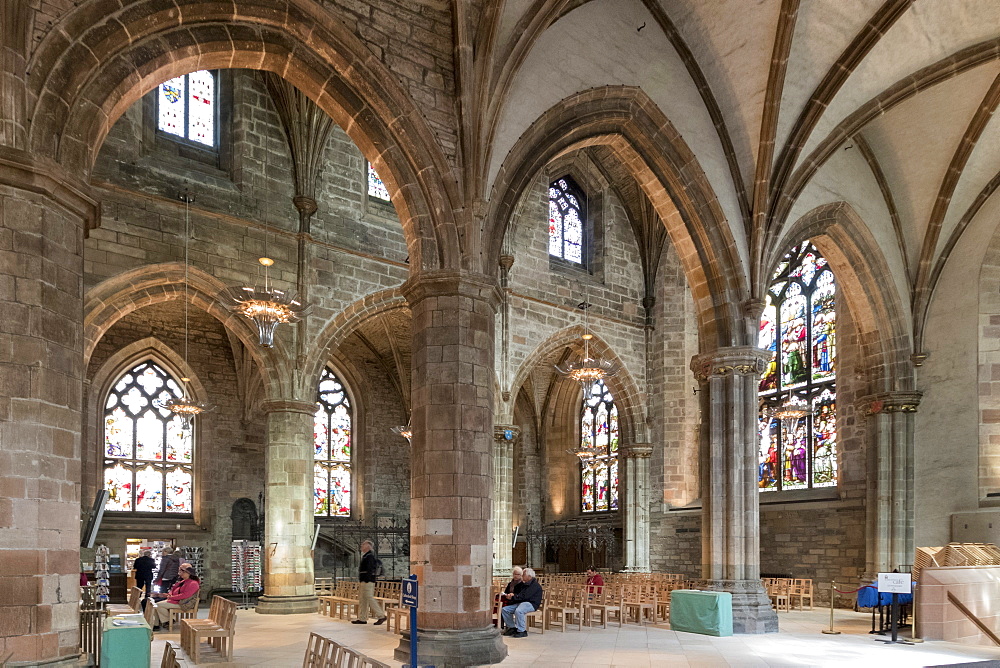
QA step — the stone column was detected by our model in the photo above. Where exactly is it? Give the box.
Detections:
[492,425,520,575]
[691,347,779,633]
[858,391,921,577]
[0,152,98,664]
[622,444,653,572]
[256,399,318,614]
[395,272,506,668]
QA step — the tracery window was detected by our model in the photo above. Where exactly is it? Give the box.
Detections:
[758,241,837,492]
[157,70,217,147]
[581,380,619,512]
[548,176,585,265]
[367,162,391,201]
[103,361,194,514]
[314,368,352,517]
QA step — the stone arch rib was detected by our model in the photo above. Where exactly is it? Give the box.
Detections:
[772,202,913,393]
[26,0,460,271]
[485,86,747,349]
[84,262,287,401]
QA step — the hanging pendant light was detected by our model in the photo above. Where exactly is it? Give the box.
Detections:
[157,191,213,420]
[219,147,308,347]
[391,424,413,443]
[555,299,618,397]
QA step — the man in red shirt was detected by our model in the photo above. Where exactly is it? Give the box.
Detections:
[586,567,604,594]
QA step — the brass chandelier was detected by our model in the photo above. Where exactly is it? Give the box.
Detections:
[555,299,618,397]
[219,150,308,347]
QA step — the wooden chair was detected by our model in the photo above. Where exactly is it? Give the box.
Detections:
[621,586,656,625]
[790,579,813,610]
[160,641,180,668]
[768,579,791,612]
[303,633,391,668]
[107,586,143,615]
[545,587,584,632]
[584,587,622,629]
[181,595,237,663]
[79,606,105,659]
[525,599,545,634]
[168,596,199,631]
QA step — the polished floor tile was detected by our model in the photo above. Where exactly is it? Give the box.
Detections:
[150,606,1000,667]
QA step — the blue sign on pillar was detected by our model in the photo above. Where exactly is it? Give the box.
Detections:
[404,574,418,668]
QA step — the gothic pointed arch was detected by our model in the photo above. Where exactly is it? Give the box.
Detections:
[27,0,460,271]
[84,262,287,401]
[485,86,749,349]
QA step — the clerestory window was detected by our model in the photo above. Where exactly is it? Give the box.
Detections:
[548,175,586,265]
[157,70,218,148]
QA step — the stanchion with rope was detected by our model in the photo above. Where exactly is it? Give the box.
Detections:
[821,580,841,635]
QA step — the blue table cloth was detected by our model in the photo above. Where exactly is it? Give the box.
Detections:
[856,583,913,607]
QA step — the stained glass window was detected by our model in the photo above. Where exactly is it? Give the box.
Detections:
[758,241,837,492]
[157,70,216,147]
[548,176,585,264]
[367,163,391,201]
[314,368,352,517]
[103,361,194,514]
[581,380,619,512]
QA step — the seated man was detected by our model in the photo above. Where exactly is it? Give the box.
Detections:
[586,566,604,594]
[500,568,542,638]
[499,566,524,629]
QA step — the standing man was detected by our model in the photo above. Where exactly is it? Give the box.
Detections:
[158,547,181,593]
[501,567,543,638]
[352,539,386,625]
[133,550,157,599]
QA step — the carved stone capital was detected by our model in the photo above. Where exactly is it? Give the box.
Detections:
[401,271,502,310]
[260,399,316,415]
[856,391,922,416]
[623,445,653,459]
[690,347,771,382]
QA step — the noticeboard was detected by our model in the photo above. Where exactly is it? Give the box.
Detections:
[877,572,911,594]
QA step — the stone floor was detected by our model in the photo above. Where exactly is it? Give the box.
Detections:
[150,606,1000,667]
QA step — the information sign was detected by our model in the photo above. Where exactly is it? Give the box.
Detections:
[403,574,418,607]
[877,572,911,594]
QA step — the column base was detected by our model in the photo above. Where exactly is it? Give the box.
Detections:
[7,654,89,667]
[255,594,318,615]
[394,626,507,668]
[703,579,779,633]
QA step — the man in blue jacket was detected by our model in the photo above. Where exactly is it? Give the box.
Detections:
[501,568,542,638]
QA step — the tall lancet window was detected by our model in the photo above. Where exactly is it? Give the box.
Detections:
[157,70,217,147]
[581,380,619,512]
[367,162,391,201]
[548,175,586,265]
[103,361,194,514]
[758,241,837,492]
[314,368,352,517]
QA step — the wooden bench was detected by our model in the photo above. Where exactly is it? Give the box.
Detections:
[303,632,391,668]
[584,588,622,629]
[319,582,361,620]
[180,595,237,663]
[160,641,181,668]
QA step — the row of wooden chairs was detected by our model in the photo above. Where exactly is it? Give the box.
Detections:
[488,583,675,633]
[180,595,238,663]
[303,632,390,668]
[763,578,813,612]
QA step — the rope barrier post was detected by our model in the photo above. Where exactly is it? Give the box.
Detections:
[821,580,841,635]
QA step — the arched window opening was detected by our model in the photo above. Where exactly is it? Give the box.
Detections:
[548,175,586,265]
[157,70,218,148]
[314,368,352,517]
[367,162,391,201]
[758,241,837,492]
[103,361,194,514]
[581,380,619,512]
